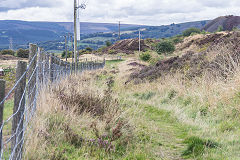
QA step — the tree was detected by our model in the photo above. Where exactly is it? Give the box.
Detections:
[182,28,201,37]
[16,49,29,58]
[156,40,175,55]
[0,50,15,56]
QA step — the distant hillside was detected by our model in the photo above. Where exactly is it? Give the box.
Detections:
[0,20,144,50]
[0,20,209,51]
[57,22,144,34]
[202,15,240,32]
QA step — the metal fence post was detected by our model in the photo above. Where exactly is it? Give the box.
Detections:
[11,61,27,160]
[0,79,5,153]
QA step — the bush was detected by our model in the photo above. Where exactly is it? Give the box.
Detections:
[108,49,116,54]
[217,26,224,32]
[0,50,15,56]
[171,36,184,44]
[140,51,151,61]
[182,28,201,37]
[61,51,72,58]
[106,41,112,47]
[16,48,29,58]
[85,47,93,52]
[156,40,175,55]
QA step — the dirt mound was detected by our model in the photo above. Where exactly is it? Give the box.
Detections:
[128,32,240,83]
[0,55,22,60]
[203,15,240,32]
[104,38,150,54]
[176,31,239,54]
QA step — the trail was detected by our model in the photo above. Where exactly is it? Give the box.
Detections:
[115,58,190,160]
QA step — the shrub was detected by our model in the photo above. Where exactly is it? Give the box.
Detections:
[217,25,224,32]
[171,36,184,44]
[182,28,201,37]
[16,48,29,58]
[0,50,15,56]
[156,40,175,55]
[106,41,112,47]
[85,47,93,52]
[61,51,72,58]
[108,49,116,54]
[97,46,107,53]
[140,51,151,61]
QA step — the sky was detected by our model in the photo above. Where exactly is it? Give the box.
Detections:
[0,0,239,25]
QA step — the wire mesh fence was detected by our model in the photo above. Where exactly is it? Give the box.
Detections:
[0,44,105,160]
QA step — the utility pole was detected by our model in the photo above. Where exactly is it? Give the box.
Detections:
[9,37,13,50]
[118,21,121,40]
[74,0,86,72]
[71,35,74,65]
[65,35,68,61]
[74,0,78,71]
[139,30,141,54]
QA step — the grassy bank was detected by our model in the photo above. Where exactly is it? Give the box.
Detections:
[25,56,240,159]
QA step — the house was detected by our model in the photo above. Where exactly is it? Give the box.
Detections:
[0,69,4,76]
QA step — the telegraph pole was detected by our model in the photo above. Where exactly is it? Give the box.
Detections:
[118,21,121,40]
[9,37,13,50]
[74,0,78,71]
[65,35,68,61]
[139,30,141,54]
[71,35,74,65]
[74,0,86,72]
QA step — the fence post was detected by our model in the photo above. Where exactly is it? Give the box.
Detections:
[50,54,54,82]
[38,48,44,84]
[0,79,5,153]
[55,58,60,80]
[11,61,27,160]
[43,53,50,84]
[28,44,37,110]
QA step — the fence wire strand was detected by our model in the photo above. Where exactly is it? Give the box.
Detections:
[0,47,106,160]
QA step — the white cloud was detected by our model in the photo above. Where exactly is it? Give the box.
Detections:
[0,0,239,25]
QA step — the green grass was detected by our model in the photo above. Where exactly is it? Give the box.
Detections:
[105,59,124,69]
[3,99,14,137]
[3,99,14,120]
[182,136,219,159]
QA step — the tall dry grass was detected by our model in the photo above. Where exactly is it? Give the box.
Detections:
[24,72,134,159]
[119,41,240,159]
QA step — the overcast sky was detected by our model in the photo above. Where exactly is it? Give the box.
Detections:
[0,0,239,25]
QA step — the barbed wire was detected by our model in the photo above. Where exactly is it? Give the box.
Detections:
[0,47,106,160]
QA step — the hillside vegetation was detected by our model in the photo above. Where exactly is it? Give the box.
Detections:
[24,29,240,159]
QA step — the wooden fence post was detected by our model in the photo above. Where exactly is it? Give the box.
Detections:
[38,48,44,84]
[50,54,54,82]
[0,79,5,153]
[28,44,37,110]
[43,53,50,83]
[11,61,27,160]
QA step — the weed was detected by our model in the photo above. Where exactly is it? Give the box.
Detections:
[167,89,177,100]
